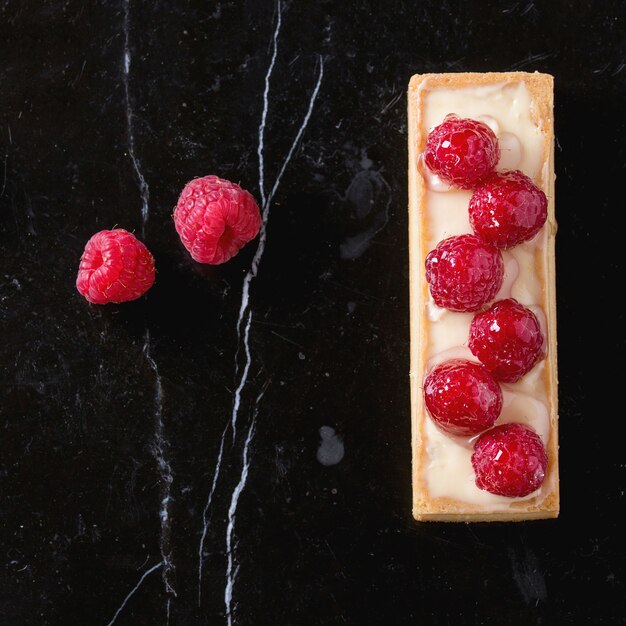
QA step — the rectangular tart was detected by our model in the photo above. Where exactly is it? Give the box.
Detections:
[408,72,559,522]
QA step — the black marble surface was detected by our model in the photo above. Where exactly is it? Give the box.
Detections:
[1,1,625,624]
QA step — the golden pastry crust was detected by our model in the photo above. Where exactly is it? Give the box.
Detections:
[408,72,559,522]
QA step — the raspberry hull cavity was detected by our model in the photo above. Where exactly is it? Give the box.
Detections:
[173,175,262,264]
[76,229,155,304]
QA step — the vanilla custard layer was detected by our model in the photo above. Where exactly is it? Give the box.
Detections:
[420,82,553,509]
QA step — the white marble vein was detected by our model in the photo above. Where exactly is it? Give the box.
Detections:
[265,56,324,210]
[196,0,325,609]
[235,0,282,351]
[256,0,282,210]
[196,308,251,608]
[106,560,163,626]
[231,310,253,438]
[234,42,325,434]
[223,52,324,619]
[224,406,258,625]
[122,0,150,236]
[196,417,229,606]
[143,330,176,599]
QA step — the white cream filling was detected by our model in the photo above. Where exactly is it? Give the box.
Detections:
[420,81,551,508]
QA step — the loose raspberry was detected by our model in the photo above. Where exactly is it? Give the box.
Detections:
[425,234,504,312]
[469,170,548,248]
[472,423,547,497]
[423,359,502,436]
[173,175,262,264]
[76,229,155,304]
[468,298,544,383]
[424,114,500,189]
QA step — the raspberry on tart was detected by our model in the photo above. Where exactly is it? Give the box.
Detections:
[173,175,262,265]
[469,170,548,248]
[423,359,503,436]
[76,229,155,305]
[424,114,500,189]
[425,234,504,312]
[468,298,545,383]
[471,422,548,497]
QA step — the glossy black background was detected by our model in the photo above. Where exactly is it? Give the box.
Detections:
[1,1,625,624]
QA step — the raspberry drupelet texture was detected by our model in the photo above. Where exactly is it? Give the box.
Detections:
[468,298,545,383]
[425,234,504,312]
[471,422,548,497]
[469,170,548,248]
[173,175,262,264]
[76,229,155,304]
[424,114,500,189]
[423,359,503,436]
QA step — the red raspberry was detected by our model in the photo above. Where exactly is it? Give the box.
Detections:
[472,423,547,497]
[425,234,504,312]
[76,229,155,304]
[173,175,262,264]
[423,359,502,436]
[469,170,548,248]
[468,298,544,383]
[424,114,500,189]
